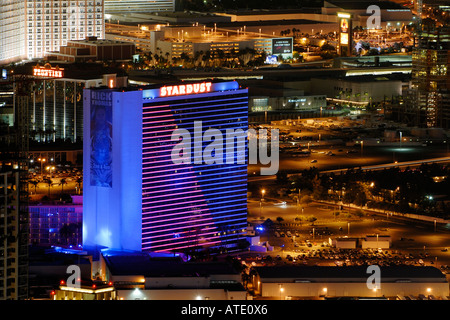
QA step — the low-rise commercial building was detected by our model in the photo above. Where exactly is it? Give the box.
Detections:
[94,251,248,300]
[251,266,449,299]
[46,37,136,63]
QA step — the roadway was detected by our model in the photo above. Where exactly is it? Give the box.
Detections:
[249,145,450,182]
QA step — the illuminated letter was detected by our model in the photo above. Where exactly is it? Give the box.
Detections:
[200,82,206,93]
[205,82,212,92]
[179,85,186,95]
[366,5,381,29]
[166,86,173,96]
[171,129,191,164]
[258,129,279,176]
[203,128,224,164]
[248,129,258,165]
[366,265,381,290]
[193,83,200,93]
[225,128,246,164]
[160,86,167,97]
[66,265,81,288]
[186,84,193,94]
[172,85,179,95]
[193,121,203,164]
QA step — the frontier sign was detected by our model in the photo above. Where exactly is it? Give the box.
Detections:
[33,66,64,78]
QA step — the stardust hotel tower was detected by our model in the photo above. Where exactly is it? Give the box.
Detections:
[82,80,248,253]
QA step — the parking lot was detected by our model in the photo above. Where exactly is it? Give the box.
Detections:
[246,199,450,278]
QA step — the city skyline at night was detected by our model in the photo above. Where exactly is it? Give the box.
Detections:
[0,0,449,307]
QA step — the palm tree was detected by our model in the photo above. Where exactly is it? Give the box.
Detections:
[59,224,70,245]
[43,178,53,197]
[59,178,68,195]
[75,176,83,194]
[29,179,40,194]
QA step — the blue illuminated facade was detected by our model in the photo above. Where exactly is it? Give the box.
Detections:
[83,80,248,253]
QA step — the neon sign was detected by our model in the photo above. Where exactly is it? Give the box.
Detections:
[160,82,212,97]
[33,66,64,78]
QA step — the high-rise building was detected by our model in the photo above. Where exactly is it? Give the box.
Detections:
[0,0,27,65]
[0,169,29,300]
[0,0,105,65]
[10,62,128,143]
[410,25,450,128]
[82,80,248,254]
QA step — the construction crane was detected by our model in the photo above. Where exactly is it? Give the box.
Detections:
[416,0,423,34]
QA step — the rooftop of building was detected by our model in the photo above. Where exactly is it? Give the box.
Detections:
[324,0,409,10]
[314,72,411,82]
[216,8,323,16]
[67,37,136,46]
[253,265,447,281]
[205,19,336,29]
[102,251,241,278]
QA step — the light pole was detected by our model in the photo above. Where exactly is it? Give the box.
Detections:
[360,140,364,158]
[260,189,265,218]
[38,158,46,175]
[376,233,379,249]
[279,284,284,300]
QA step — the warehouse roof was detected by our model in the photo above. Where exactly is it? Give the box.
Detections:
[254,266,447,282]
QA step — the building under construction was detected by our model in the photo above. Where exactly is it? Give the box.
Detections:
[393,24,450,128]
[0,71,30,300]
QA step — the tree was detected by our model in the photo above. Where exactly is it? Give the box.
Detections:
[307,216,317,225]
[332,211,340,220]
[276,171,289,187]
[300,195,312,207]
[312,175,325,200]
[75,176,83,194]
[59,178,68,195]
[353,209,365,219]
[43,178,53,197]
[321,43,335,51]
[29,179,40,194]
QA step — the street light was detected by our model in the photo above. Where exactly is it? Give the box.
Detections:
[279,284,284,300]
[360,140,364,158]
[38,158,46,175]
[260,189,265,218]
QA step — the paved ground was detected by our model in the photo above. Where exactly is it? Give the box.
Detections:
[246,199,450,273]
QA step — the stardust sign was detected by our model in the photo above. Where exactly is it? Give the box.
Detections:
[33,66,64,78]
[142,80,240,100]
[160,82,212,97]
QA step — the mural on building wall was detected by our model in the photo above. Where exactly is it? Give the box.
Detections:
[90,91,113,187]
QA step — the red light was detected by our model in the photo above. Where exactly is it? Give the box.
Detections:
[60,280,65,285]
[51,291,55,295]
[92,284,96,288]
[108,281,113,286]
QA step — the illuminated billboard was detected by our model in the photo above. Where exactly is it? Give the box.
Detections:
[337,12,353,57]
[340,18,349,34]
[272,38,293,55]
[90,91,113,188]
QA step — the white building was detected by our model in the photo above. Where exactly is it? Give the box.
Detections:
[0,0,105,65]
[252,266,449,299]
